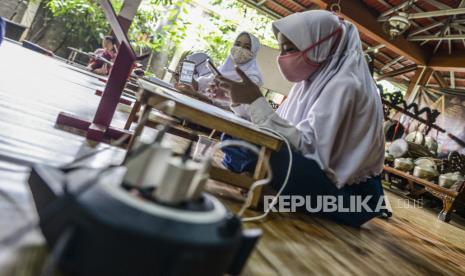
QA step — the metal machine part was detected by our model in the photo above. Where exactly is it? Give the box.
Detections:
[28,165,261,276]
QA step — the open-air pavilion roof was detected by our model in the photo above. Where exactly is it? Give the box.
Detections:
[239,0,465,93]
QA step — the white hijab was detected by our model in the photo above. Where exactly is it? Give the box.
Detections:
[219,32,264,86]
[272,10,385,187]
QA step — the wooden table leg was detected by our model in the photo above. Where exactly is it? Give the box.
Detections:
[438,181,465,222]
[250,147,272,208]
[124,100,141,130]
[125,102,151,162]
[438,197,454,222]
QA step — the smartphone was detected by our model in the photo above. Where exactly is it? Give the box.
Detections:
[179,61,196,84]
[206,59,222,77]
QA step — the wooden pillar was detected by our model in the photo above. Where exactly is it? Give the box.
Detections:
[251,147,272,208]
[405,67,433,101]
[418,67,434,88]
[19,0,42,40]
[433,71,448,88]
[118,0,143,34]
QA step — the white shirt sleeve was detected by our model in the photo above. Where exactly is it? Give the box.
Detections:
[247,97,302,149]
[230,104,250,119]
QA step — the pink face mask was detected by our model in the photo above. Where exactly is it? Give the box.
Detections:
[278,27,342,82]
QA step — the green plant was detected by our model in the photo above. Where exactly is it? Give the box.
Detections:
[130,0,190,54]
[44,0,123,52]
[211,0,277,48]
[186,0,277,63]
[41,0,186,54]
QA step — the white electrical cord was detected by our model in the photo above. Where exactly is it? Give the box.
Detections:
[240,127,293,222]
[205,140,272,218]
[203,128,293,222]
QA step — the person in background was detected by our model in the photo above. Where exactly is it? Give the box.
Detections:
[87,36,117,75]
[0,17,5,46]
[215,10,387,227]
[177,31,264,114]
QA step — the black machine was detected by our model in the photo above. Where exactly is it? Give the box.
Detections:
[28,165,261,276]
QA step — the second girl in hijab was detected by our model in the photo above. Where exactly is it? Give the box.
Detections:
[178,31,264,112]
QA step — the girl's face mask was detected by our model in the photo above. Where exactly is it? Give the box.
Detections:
[277,27,341,82]
[231,46,254,64]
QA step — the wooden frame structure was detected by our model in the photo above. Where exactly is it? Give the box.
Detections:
[238,0,465,92]
[129,79,283,208]
[56,0,141,142]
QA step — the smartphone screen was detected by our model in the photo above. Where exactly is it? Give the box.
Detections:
[206,59,222,77]
[179,61,195,84]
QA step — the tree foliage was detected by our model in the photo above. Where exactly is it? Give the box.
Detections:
[39,0,276,74]
[42,0,189,54]
[44,0,120,52]
[131,0,191,54]
[185,0,277,63]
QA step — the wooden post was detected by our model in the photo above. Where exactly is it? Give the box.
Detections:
[125,100,151,162]
[19,0,42,40]
[251,147,272,208]
[125,99,141,130]
[433,71,448,88]
[117,0,143,33]
[405,67,434,101]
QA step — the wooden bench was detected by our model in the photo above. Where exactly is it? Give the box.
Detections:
[384,166,465,222]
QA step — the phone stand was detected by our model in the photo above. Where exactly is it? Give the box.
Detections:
[56,42,135,141]
[56,0,139,142]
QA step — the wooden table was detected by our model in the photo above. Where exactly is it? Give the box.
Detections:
[384,166,465,222]
[67,47,114,67]
[129,79,283,207]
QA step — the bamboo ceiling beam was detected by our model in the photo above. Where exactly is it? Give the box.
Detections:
[444,76,465,82]
[286,0,307,11]
[316,0,428,65]
[433,71,448,88]
[381,56,404,72]
[378,0,416,20]
[405,67,424,99]
[408,8,465,19]
[450,72,456,89]
[408,21,445,37]
[428,51,465,72]
[405,67,433,99]
[409,34,465,41]
[377,0,439,42]
[422,0,452,10]
[452,23,465,33]
[238,0,281,19]
[267,0,294,14]
[419,67,434,87]
[309,0,328,9]
[376,64,418,81]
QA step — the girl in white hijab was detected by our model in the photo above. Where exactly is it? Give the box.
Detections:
[217,10,387,227]
[193,31,264,109]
